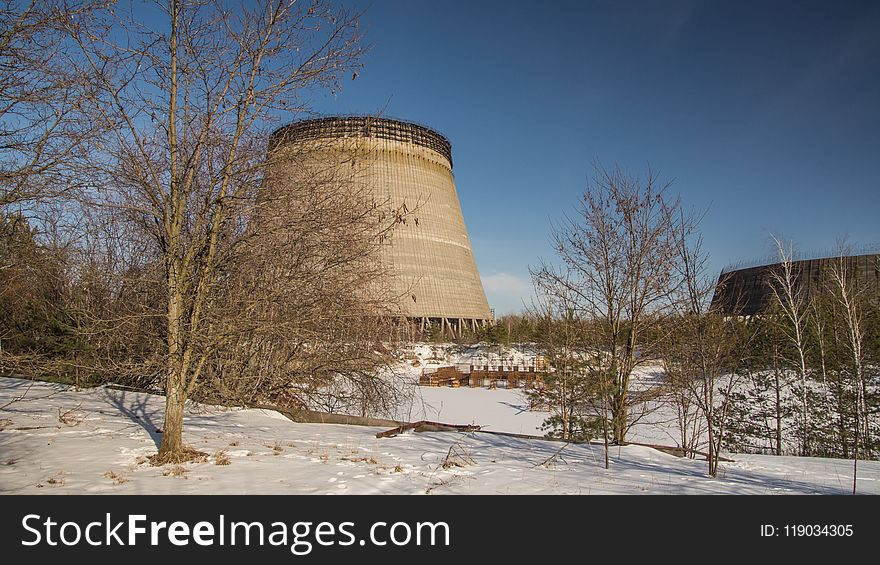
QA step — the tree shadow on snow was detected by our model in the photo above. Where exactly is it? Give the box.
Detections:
[498,401,531,415]
[461,432,850,495]
[103,389,164,449]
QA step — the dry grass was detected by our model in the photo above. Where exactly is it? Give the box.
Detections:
[148,446,208,466]
[442,442,476,469]
[267,442,284,455]
[343,456,378,465]
[103,470,129,484]
[425,477,451,495]
[162,465,187,477]
[58,404,84,426]
[213,451,231,466]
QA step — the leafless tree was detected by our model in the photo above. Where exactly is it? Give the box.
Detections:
[0,0,103,208]
[196,138,405,417]
[662,352,706,458]
[532,164,685,444]
[826,247,870,493]
[809,298,829,390]
[767,235,811,455]
[59,0,371,462]
[0,196,165,388]
[664,215,752,477]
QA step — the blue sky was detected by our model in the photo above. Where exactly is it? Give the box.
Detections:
[307,0,880,314]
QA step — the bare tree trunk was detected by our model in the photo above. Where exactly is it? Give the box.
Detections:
[837,378,849,459]
[768,236,811,456]
[612,391,628,444]
[602,388,610,469]
[160,369,185,457]
[859,378,870,456]
[159,280,186,459]
[705,377,716,477]
[771,345,783,456]
[156,0,186,462]
[827,251,867,493]
[852,391,859,495]
[774,369,782,456]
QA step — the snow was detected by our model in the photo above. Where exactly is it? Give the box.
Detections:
[398,342,547,434]
[409,386,546,435]
[403,342,540,371]
[2,376,878,495]
[403,347,672,444]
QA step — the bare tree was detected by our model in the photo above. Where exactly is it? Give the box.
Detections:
[0,0,102,208]
[197,138,404,417]
[662,346,706,458]
[826,248,870,493]
[60,0,368,462]
[809,297,829,390]
[664,213,752,477]
[533,165,684,444]
[665,314,749,476]
[0,195,166,390]
[767,235,811,455]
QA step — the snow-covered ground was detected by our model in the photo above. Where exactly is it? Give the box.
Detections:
[410,383,676,445]
[395,342,548,434]
[404,344,671,444]
[2,377,877,495]
[410,386,546,435]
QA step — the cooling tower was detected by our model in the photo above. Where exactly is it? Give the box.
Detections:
[269,116,493,335]
[712,252,880,315]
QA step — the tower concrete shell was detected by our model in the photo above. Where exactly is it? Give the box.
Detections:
[269,116,493,332]
[711,252,880,315]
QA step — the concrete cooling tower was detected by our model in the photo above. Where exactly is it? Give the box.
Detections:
[269,116,493,335]
[711,252,880,316]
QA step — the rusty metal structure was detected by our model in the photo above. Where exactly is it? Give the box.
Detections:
[419,361,546,389]
[269,116,493,335]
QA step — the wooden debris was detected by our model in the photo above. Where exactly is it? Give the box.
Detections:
[376,420,480,438]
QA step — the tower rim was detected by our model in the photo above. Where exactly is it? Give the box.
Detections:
[270,115,454,169]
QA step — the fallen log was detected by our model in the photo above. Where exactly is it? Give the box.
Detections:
[376,420,481,438]
[623,441,735,463]
[253,405,403,428]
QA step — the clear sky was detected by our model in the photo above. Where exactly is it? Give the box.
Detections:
[307,0,880,315]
